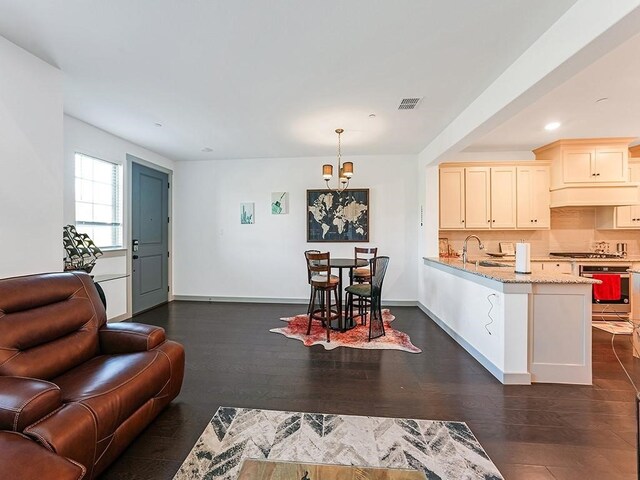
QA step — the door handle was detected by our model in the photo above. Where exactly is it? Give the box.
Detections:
[132,239,139,252]
[133,255,139,260]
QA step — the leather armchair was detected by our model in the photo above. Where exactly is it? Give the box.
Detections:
[0,272,185,479]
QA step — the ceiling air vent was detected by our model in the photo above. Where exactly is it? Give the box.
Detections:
[398,97,422,110]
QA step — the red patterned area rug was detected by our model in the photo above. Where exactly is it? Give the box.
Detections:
[270,309,421,354]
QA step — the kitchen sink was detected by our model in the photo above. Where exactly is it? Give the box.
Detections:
[475,260,510,268]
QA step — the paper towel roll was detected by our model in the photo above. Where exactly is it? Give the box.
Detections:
[515,242,531,274]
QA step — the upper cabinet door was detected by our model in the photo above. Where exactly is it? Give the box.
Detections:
[532,167,551,228]
[562,148,595,183]
[516,166,550,229]
[465,167,491,229]
[617,162,640,228]
[630,163,640,224]
[595,147,627,182]
[490,166,517,228]
[439,167,466,229]
[516,167,534,229]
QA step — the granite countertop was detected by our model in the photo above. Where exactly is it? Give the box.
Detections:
[477,255,640,263]
[425,257,600,284]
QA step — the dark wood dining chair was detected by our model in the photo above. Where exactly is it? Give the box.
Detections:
[304,250,320,317]
[345,256,390,341]
[352,247,378,284]
[305,252,341,342]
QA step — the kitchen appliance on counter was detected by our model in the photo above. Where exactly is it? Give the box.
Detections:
[579,264,630,320]
[616,243,628,257]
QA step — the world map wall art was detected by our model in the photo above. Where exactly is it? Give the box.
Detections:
[307,189,369,242]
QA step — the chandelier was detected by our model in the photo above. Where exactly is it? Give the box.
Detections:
[322,128,353,193]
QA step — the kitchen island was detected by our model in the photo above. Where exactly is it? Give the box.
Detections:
[420,257,599,385]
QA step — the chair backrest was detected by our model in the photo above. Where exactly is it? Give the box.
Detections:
[355,247,377,273]
[304,250,320,283]
[306,252,331,278]
[355,247,377,262]
[0,272,106,380]
[370,256,390,295]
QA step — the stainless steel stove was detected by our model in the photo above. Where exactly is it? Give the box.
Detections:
[547,251,632,321]
[549,252,624,259]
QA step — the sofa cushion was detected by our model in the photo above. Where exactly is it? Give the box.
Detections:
[0,272,105,379]
[53,351,170,440]
[0,377,62,431]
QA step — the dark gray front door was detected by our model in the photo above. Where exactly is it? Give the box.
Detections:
[131,159,169,314]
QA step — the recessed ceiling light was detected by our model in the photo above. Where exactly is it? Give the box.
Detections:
[201,147,213,153]
[595,97,609,103]
[544,121,561,131]
[369,113,376,118]
[154,122,163,127]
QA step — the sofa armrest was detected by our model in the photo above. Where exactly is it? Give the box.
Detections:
[0,377,62,432]
[99,322,166,354]
[24,403,96,478]
[0,431,86,480]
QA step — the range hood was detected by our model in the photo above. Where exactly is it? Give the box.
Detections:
[550,183,640,208]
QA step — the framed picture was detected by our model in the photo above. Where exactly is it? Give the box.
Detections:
[271,192,289,215]
[240,203,254,224]
[307,189,369,242]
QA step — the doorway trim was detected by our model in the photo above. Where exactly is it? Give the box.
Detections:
[126,154,173,317]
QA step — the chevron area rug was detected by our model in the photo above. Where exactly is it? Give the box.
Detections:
[173,407,503,480]
[270,309,422,353]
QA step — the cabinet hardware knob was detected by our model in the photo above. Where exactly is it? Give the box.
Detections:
[596,173,600,176]
[535,219,538,222]
[492,220,495,223]
[530,219,533,222]
[461,219,465,223]
[592,173,596,176]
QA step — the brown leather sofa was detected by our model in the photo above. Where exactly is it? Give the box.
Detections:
[0,272,185,479]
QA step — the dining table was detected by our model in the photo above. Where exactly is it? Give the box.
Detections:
[321,257,368,330]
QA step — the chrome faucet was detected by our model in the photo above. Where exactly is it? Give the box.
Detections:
[462,235,485,265]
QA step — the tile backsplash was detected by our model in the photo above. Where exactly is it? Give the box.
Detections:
[440,207,640,256]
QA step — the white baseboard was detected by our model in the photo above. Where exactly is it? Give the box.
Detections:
[417,302,531,385]
[107,312,131,323]
[172,295,417,307]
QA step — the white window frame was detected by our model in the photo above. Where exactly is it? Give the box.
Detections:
[74,152,123,249]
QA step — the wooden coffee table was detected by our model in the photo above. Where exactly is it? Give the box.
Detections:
[237,458,427,479]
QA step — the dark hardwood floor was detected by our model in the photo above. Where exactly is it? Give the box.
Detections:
[100,301,639,480]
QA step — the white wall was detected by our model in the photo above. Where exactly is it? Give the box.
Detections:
[63,115,175,225]
[63,115,177,319]
[0,36,63,278]
[174,155,418,303]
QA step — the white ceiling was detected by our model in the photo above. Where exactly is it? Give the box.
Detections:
[466,31,640,152]
[0,0,578,161]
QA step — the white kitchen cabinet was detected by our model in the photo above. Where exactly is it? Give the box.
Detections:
[516,166,550,229]
[464,167,491,229]
[596,147,628,182]
[541,262,573,274]
[615,162,640,228]
[439,163,546,230]
[531,262,545,273]
[535,139,632,188]
[595,161,640,229]
[439,167,466,229]
[562,148,595,183]
[562,146,627,183]
[490,166,517,228]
